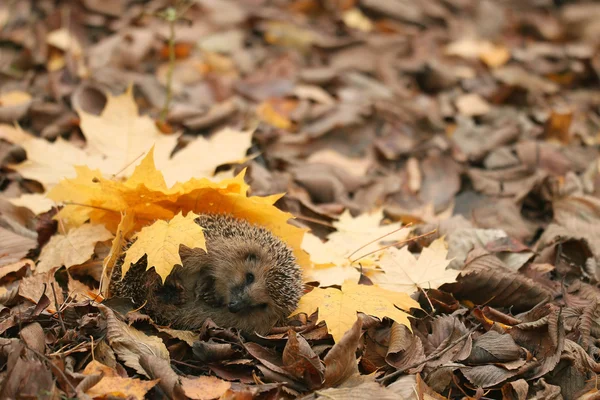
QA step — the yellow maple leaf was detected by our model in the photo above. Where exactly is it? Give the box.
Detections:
[291,281,419,342]
[48,148,310,270]
[37,224,113,273]
[122,211,206,282]
[78,86,177,176]
[0,124,113,189]
[2,88,253,192]
[301,209,410,286]
[9,193,54,215]
[159,127,254,187]
[369,237,458,294]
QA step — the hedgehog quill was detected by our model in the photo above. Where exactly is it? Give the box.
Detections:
[109,214,304,334]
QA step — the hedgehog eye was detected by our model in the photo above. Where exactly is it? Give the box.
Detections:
[245,272,255,285]
[245,253,258,263]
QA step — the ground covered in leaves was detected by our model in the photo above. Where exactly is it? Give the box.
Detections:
[1,0,600,399]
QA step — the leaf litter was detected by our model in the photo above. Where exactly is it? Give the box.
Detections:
[1,0,600,399]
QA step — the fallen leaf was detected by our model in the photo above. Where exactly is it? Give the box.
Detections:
[159,127,253,186]
[49,149,310,269]
[37,223,113,273]
[8,194,54,215]
[101,305,170,377]
[256,100,294,130]
[291,280,418,342]
[263,21,314,51]
[455,93,490,117]
[78,86,178,178]
[0,226,36,268]
[342,8,374,32]
[446,38,510,68]
[83,360,159,399]
[370,237,458,294]
[302,209,410,286]
[323,317,363,387]
[18,271,64,312]
[0,124,112,189]
[122,211,206,282]
[0,91,32,107]
[180,375,231,400]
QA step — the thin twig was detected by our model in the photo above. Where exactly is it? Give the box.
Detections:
[27,345,79,395]
[349,229,437,264]
[293,214,336,228]
[347,223,412,260]
[160,11,176,123]
[50,282,67,335]
[377,323,481,384]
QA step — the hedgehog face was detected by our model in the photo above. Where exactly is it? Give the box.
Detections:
[209,240,278,315]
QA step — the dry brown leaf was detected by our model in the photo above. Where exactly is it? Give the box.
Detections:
[0,226,36,268]
[37,223,113,273]
[18,271,64,312]
[101,306,169,377]
[156,327,199,347]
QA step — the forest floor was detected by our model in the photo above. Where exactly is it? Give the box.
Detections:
[1,0,600,399]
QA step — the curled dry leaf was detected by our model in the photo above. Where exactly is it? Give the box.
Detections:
[100,305,169,377]
[37,223,113,274]
[323,316,363,387]
[446,249,552,312]
[0,225,36,268]
[282,330,325,389]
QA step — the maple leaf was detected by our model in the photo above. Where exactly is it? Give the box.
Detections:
[78,86,177,176]
[122,211,206,282]
[159,127,253,187]
[37,224,113,273]
[49,148,310,272]
[8,193,54,215]
[291,281,419,342]
[302,209,410,286]
[0,124,113,189]
[369,237,458,294]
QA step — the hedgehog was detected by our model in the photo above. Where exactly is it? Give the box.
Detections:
[109,214,304,334]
